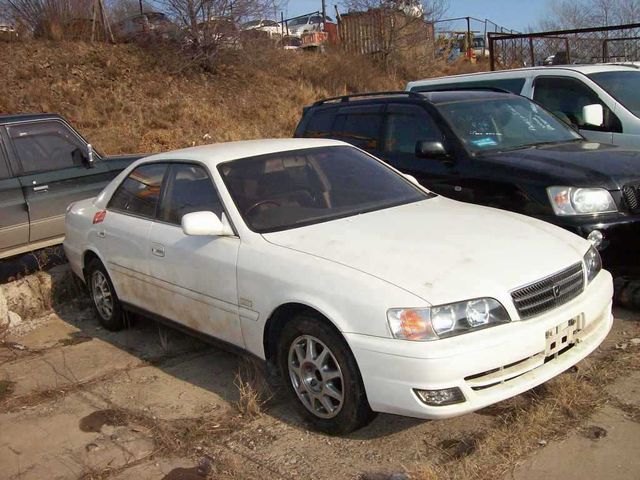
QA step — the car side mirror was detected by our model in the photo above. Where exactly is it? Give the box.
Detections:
[416,140,449,159]
[86,144,95,168]
[582,104,604,127]
[181,211,233,236]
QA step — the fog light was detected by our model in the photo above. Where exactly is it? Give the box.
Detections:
[587,230,604,248]
[414,387,465,406]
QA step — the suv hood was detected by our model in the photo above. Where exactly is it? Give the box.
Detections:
[263,197,589,306]
[485,141,640,189]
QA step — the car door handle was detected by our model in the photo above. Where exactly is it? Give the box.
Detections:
[33,185,49,192]
[97,231,105,238]
[151,245,165,257]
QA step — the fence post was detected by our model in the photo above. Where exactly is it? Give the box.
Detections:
[529,37,535,66]
[489,33,495,70]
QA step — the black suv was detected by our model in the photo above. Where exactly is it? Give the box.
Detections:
[295,90,640,276]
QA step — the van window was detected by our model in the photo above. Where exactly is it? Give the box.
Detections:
[533,76,622,132]
[588,71,640,119]
[383,104,444,154]
[333,106,382,151]
[411,77,526,94]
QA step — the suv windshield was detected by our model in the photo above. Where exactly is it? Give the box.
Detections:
[219,146,429,233]
[436,96,581,153]
[588,71,640,118]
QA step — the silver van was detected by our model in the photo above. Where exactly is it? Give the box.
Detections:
[407,65,640,148]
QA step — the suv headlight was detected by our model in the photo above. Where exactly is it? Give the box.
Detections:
[584,245,602,284]
[387,298,511,341]
[547,187,617,216]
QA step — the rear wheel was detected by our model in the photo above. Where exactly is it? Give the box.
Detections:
[278,314,376,434]
[87,259,125,331]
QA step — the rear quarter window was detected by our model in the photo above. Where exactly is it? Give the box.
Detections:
[303,110,335,138]
[411,77,526,94]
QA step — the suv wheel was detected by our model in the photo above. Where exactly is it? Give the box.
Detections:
[278,314,376,434]
[87,259,125,331]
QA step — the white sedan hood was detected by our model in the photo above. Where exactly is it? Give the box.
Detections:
[263,197,589,306]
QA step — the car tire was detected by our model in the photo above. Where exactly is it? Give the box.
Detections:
[87,259,125,331]
[278,313,376,434]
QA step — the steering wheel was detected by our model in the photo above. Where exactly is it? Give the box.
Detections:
[245,199,281,217]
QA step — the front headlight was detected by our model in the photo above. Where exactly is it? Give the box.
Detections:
[547,186,617,216]
[584,245,602,284]
[387,298,511,341]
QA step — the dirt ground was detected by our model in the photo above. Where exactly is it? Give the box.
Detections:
[1,268,639,480]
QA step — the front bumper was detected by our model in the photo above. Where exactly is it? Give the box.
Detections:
[346,270,613,419]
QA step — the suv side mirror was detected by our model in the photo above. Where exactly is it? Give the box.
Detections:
[416,140,449,158]
[181,211,233,236]
[582,104,604,127]
[86,144,95,168]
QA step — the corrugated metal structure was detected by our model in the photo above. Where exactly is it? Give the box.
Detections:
[338,9,434,57]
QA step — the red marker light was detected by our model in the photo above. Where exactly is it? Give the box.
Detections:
[93,210,107,224]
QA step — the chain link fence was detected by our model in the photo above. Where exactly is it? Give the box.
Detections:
[489,23,640,70]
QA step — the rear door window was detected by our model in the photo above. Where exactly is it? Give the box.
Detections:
[333,106,383,151]
[383,104,444,154]
[533,76,622,132]
[108,163,168,219]
[158,163,224,225]
[303,110,335,138]
[7,121,86,174]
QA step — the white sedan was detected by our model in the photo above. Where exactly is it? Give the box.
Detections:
[64,139,613,434]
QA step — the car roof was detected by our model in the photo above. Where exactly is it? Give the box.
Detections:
[407,63,640,89]
[0,113,64,124]
[141,138,348,167]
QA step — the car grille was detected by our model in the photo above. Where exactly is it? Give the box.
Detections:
[511,262,584,320]
[622,182,640,213]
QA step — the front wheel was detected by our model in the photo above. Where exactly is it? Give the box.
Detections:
[87,259,125,331]
[278,314,376,434]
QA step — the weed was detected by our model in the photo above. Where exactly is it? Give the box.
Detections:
[234,356,273,418]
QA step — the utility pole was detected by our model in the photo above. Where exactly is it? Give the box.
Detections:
[322,0,326,31]
[139,0,143,14]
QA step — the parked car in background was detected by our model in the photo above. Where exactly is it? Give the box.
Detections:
[0,114,144,260]
[241,19,282,38]
[407,64,640,148]
[0,24,18,41]
[64,138,612,434]
[295,91,640,277]
[115,12,175,41]
[286,14,333,38]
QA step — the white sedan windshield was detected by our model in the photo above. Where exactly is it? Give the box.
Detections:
[219,146,429,233]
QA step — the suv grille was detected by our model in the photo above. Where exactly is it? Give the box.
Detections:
[622,183,640,212]
[511,263,584,319]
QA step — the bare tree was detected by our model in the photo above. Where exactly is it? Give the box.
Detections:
[0,0,92,31]
[540,0,640,29]
[341,0,449,21]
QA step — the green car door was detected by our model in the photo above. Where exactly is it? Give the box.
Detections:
[0,132,29,257]
[6,120,114,245]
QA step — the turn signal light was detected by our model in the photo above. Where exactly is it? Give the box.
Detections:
[93,210,106,224]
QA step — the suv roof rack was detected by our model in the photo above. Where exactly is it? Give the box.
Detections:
[312,91,423,106]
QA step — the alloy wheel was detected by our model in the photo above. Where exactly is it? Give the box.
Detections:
[288,335,344,419]
[91,270,113,321]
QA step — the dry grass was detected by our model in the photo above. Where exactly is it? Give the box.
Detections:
[412,342,640,480]
[0,40,485,156]
[233,356,274,418]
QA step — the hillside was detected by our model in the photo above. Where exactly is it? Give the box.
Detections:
[0,41,391,155]
[0,41,484,155]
